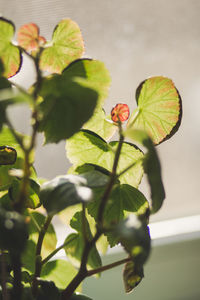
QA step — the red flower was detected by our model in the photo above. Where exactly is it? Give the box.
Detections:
[111,103,130,122]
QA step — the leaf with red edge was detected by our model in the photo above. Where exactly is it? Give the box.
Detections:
[127,76,182,145]
[0,17,22,78]
[111,103,130,122]
[17,23,46,52]
[39,19,84,74]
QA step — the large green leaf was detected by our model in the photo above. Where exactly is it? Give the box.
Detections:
[62,59,111,107]
[83,108,116,141]
[41,259,77,290]
[40,175,93,215]
[0,18,22,78]
[39,19,84,74]
[66,130,144,187]
[88,184,149,247]
[64,211,102,271]
[127,76,182,145]
[38,74,98,143]
[125,129,165,213]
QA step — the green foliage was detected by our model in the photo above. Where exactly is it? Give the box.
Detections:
[0,16,182,300]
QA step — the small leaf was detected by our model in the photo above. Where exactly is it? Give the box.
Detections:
[40,175,93,215]
[0,146,17,165]
[111,103,130,122]
[125,129,165,213]
[127,76,182,144]
[64,211,102,270]
[66,130,144,187]
[41,259,78,290]
[0,17,22,78]
[38,74,98,143]
[123,261,143,293]
[37,280,60,300]
[39,19,84,74]
[17,23,46,52]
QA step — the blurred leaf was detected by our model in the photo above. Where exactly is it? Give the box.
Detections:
[62,59,111,107]
[39,19,84,74]
[0,17,22,78]
[17,23,46,52]
[64,211,102,270]
[41,259,77,290]
[114,214,151,265]
[0,146,17,165]
[127,76,182,145]
[38,74,98,143]
[125,129,165,213]
[40,175,93,215]
[123,261,143,293]
[66,130,144,187]
[37,280,60,300]
[0,208,28,253]
[22,211,57,272]
[84,108,117,141]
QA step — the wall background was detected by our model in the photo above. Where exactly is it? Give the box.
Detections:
[1,0,199,222]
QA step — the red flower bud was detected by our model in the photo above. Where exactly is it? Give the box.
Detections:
[111,103,130,122]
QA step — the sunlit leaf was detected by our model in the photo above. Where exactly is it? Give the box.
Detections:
[40,175,93,215]
[62,59,111,107]
[39,19,84,74]
[84,108,116,141]
[66,130,144,187]
[64,211,102,270]
[38,74,98,143]
[17,23,46,52]
[127,76,182,144]
[0,17,22,78]
[41,259,78,290]
[125,129,165,213]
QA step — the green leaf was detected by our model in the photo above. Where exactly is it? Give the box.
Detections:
[125,129,165,213]
[62,59,111,107]
[114,214,151,264]
[39,19,84,74]
[64,211,102,270]
[0,146,17,165]
[0,17,22,78]
[38,74,98,143]
[127,76,182,145]
[66,130,144,187]
[41,259,77,290]
[40,175,93,215]
[123,261,143,293]
[0,208,28,253]
[83,108,117,141]
[22,211,57,272]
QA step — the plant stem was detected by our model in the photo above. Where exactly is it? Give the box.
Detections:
[11,254,22,300]
[87,257,131,277]
[61,122,125,300]
[0,251,9,300]
[32,215,53,296]
[41,235,77,266]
